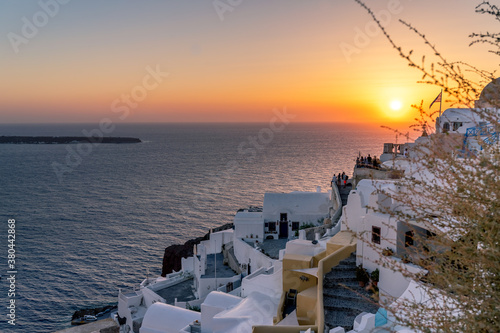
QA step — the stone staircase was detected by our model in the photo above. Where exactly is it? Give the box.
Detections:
[339,183,352,206]
[323,253,379,331]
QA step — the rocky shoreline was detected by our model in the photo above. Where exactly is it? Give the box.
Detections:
[71,305,116,321]
[0,136,141,144]
[161,223,234,276]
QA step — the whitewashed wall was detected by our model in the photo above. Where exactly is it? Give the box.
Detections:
[141,287,166,308]
[181,257,195,273]
[233,238,275,274]
[341,189,367,232]
[197,274,241,300]
[234,222,264,242]
[198,230,234,255]
[356,214,397,272]
[379,260,426,305]
[241,266,282,301]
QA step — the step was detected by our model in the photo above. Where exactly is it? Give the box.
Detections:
[327,264,356,272]
[324,278,359,287]
[323,251,381,330]
[324,306,379,331]
[325,270,358,279]
[324,308,361,329]
[324,296,378,311]
[338,255,357,264]
[323,287,372,299]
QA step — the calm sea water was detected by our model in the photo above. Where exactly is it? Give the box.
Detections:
[0,122,395,332]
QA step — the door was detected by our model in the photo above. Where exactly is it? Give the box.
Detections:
[280,221,289,238]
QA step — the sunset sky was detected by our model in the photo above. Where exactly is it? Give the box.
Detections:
[0,0,498,125]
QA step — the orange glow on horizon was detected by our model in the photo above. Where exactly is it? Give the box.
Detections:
[0,1,496,124]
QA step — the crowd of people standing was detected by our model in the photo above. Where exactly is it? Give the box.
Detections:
[356,154,380,169]
[330,153,382,190]
[332,172,349,189]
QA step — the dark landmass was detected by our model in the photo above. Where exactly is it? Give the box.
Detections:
[0,136,141,144]
[71,305,116,321]
[161,223,234,276]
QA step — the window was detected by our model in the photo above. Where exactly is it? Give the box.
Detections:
[372,226,381,244]
[291,222,300,231]
[268,222,276,232]
[405,231,414,247]
[442,122,450,132]
[453,122,463,131]
[280,213,288,222]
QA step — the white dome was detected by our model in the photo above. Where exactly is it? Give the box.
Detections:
[203,291,242,308]
[140,303,200,333]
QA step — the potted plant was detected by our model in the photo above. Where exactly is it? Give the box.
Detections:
[356,265,370,287]
[370,268,379,287]
[370,286,380,302]
[382,247,394,256]
[401,254,411,263]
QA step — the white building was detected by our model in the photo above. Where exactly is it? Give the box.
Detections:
[193,231,241,299]
[263,190,332,240]
[200,291,243,333]
[233,207,263,242]
[435,108,485,134]
[207,291,278,332]
[234,188,333,242]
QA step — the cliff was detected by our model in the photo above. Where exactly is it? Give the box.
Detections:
[161,223,233,276]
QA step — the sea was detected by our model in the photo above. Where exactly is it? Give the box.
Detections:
[0,122,397,332]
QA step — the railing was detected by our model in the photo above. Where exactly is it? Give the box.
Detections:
[484,132,499,145]
[118,288,141,302]
[465,125,496,137]
[462,125,498,153]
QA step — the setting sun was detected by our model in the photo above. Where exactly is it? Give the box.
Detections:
[390,100,403,111]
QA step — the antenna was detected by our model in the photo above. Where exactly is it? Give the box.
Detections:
[214,230,217,291]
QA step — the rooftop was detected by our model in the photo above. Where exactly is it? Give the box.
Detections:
[155,278,196,304]
[203,253,239,278]
[257,238,288,259]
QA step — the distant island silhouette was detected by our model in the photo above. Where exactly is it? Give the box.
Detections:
[0,136,141,144]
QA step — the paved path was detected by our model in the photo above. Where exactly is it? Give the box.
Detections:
[338,183,353,207]
[323,254,379,331]
[330,183,353,226]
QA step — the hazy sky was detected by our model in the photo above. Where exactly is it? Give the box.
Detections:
[1,0,498,124]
